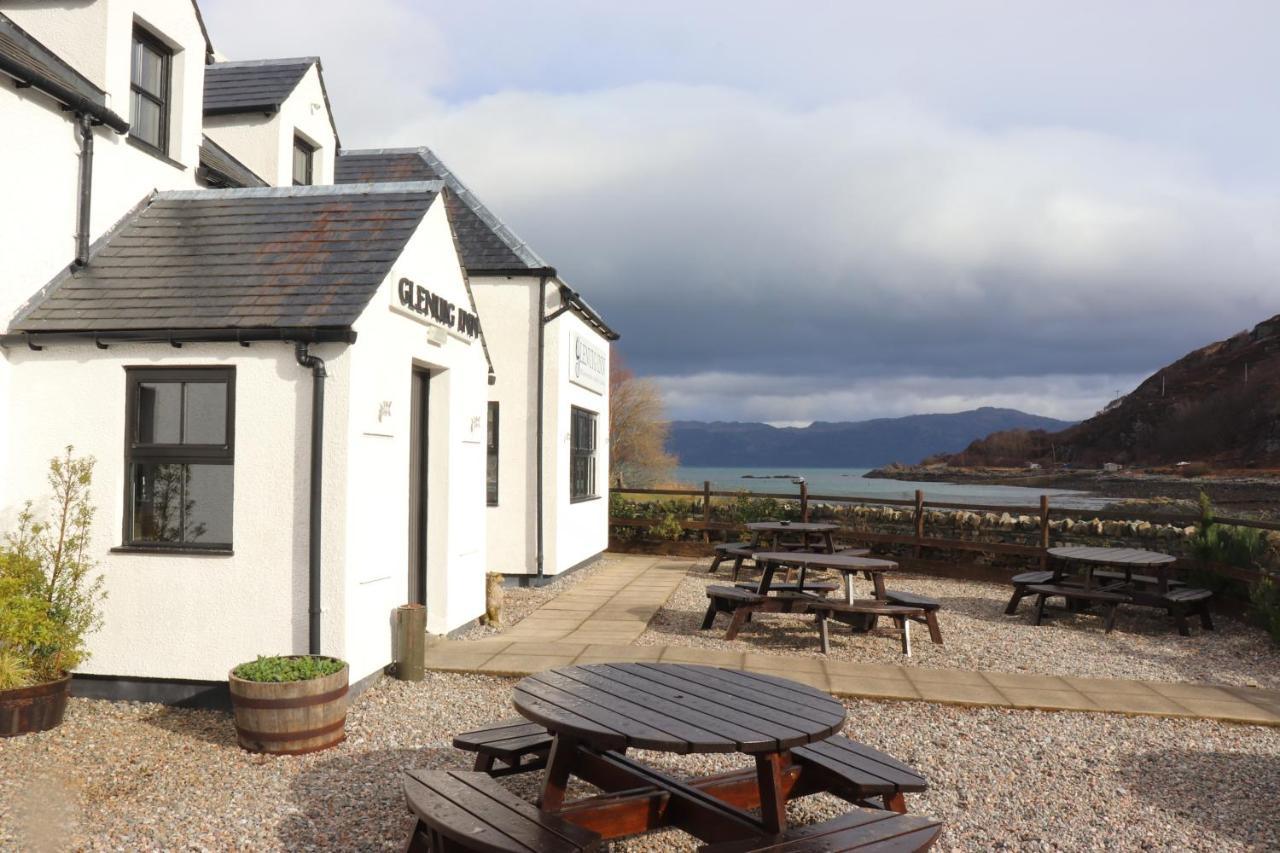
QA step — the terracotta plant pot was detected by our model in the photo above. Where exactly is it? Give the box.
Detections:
[229,658,349,755]
[0,673,72,737]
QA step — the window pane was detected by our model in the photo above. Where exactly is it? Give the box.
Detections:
[137,382,181,444]
[186,464,234,544]
[132,94,162,148]
[130,463,232,545]
[184,382,227,444]
[133,43,163,95]
[486,402,499,505]
[293,142,311,185]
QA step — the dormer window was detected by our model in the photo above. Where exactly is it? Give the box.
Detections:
[130,27,172,154]
[292,135,315,185]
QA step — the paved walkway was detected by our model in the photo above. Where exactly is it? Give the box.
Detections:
[426,555,1280,727]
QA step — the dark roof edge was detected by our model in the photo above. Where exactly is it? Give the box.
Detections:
[191,0,215,62]
[467,266,559,278]
[557,282,620,341]
[0,14,129,133]
[0,326,357,350]
[199,134,268,187]
[7,192,155,330]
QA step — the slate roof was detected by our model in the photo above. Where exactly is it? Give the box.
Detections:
[10,183,442,333]
[335,147,550,273]
[198,135,267,188]
[0,12,127,132]
[203,57,317,115]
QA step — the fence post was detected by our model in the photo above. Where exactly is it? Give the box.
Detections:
[913,489,924,561]
[800,481,810,523]
[703,480,712,544]
[1039,494,1050,570]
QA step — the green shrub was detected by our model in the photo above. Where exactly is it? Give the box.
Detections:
[652,513,685,541]
[233,655,346,683]
[1187,492,1266,593]
[1250,574,1280,646]
[0,448,105,687]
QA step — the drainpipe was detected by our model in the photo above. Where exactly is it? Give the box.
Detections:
[295,342,327,654]
[73,113,94,267]
[535,276,549,580]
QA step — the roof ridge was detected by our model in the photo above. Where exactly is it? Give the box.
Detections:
[337,146,550,270]
[207,56,319,69]
[156,181,444,201]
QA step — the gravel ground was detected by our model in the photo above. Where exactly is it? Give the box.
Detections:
[1,672,1277,851]
[455,556,616,639]
[639,564,1280,688]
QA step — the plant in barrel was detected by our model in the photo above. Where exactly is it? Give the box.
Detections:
[229,654,350,754]
[0,448,106,736]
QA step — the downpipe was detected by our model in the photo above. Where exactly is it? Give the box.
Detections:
[74,112,94,267]
[295,342,327,655]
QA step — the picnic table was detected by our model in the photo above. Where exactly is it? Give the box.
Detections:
[745,521,838,554]
[1031,546,1212,635]
[752,551,898,602]
[513,663,846,839]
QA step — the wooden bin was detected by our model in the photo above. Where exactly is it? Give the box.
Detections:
[229,659,349,755]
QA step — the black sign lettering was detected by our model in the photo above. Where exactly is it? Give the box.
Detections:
[396,277,480,339]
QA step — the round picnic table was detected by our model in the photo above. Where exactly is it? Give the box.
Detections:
[1047,546,1177,594]
[745,521,838,554]
[752,551,898,603]
[512,663,846,837]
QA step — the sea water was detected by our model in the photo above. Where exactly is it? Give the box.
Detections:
[674,466,1110,510]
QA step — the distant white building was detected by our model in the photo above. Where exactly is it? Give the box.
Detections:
[1103,462,1123,472]
[0,1,614,704]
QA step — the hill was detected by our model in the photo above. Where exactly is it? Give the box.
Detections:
[668,408,1075,467]
[941,314,1280,468]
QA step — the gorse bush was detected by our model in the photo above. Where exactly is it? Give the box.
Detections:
[233,655,345,683]
[1189,492,1266,569]
[0,448,106,687]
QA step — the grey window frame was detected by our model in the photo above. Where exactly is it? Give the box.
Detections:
[292,135,315,185]
[122,366,236,551]
[486,401,499,506]
[570,406,598,502]
[129,26,172,155]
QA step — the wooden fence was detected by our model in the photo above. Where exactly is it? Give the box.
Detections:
[609,481,1279,584]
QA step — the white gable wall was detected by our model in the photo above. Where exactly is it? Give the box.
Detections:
[343,198,488,673]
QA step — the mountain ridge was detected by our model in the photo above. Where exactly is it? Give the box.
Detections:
[668,407,1076,467]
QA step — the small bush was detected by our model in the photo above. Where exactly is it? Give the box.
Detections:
[1250,575,1280,646]
[233,655,345,683]
[652,513,685,541]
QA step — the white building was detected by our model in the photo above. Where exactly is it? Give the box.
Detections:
[0,1,614,704]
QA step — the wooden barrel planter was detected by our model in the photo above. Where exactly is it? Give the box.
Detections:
[0,673,71,737]
[229,658,349,755]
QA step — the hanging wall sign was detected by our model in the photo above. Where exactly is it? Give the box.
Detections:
[392,277,480,342]
[569,330,607,394]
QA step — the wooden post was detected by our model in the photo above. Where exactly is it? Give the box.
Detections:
[913,489,924,560]
[1039,494,1050,570]
[800,481,810,523]
[702,480,712,544]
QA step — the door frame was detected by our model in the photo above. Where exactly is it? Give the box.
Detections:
[407,367,431,606]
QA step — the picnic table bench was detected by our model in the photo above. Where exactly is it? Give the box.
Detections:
[1028,583,1129,633]
[703,585,826,640]
[700,808,943,852]
[810,600,938,655]
[454,717,553,776]
[403,768,600,852]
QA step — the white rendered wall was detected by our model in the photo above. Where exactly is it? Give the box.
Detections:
[470,277,540,575]
[343,199,489,668]
[0,340,352,682]
[204,64,336,188]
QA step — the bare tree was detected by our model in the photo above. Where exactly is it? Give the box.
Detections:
[609,356,678,487]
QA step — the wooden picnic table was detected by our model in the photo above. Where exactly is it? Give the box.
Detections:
[753,551,899,603]
[512,663,847,842]
[746,521,838,554]
[1047,546,1177,595]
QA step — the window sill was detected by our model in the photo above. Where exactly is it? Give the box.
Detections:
[111,545,234,557]
[570,495,602,504]
[126,134,188,170]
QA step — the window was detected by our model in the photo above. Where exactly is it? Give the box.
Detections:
[292,135,314,185]
[486,402,499,506]
[130,27,171,153]
[124,368,235,550]
[570,407,598,501]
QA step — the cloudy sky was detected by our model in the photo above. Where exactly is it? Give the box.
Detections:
[203,1,1279,424]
